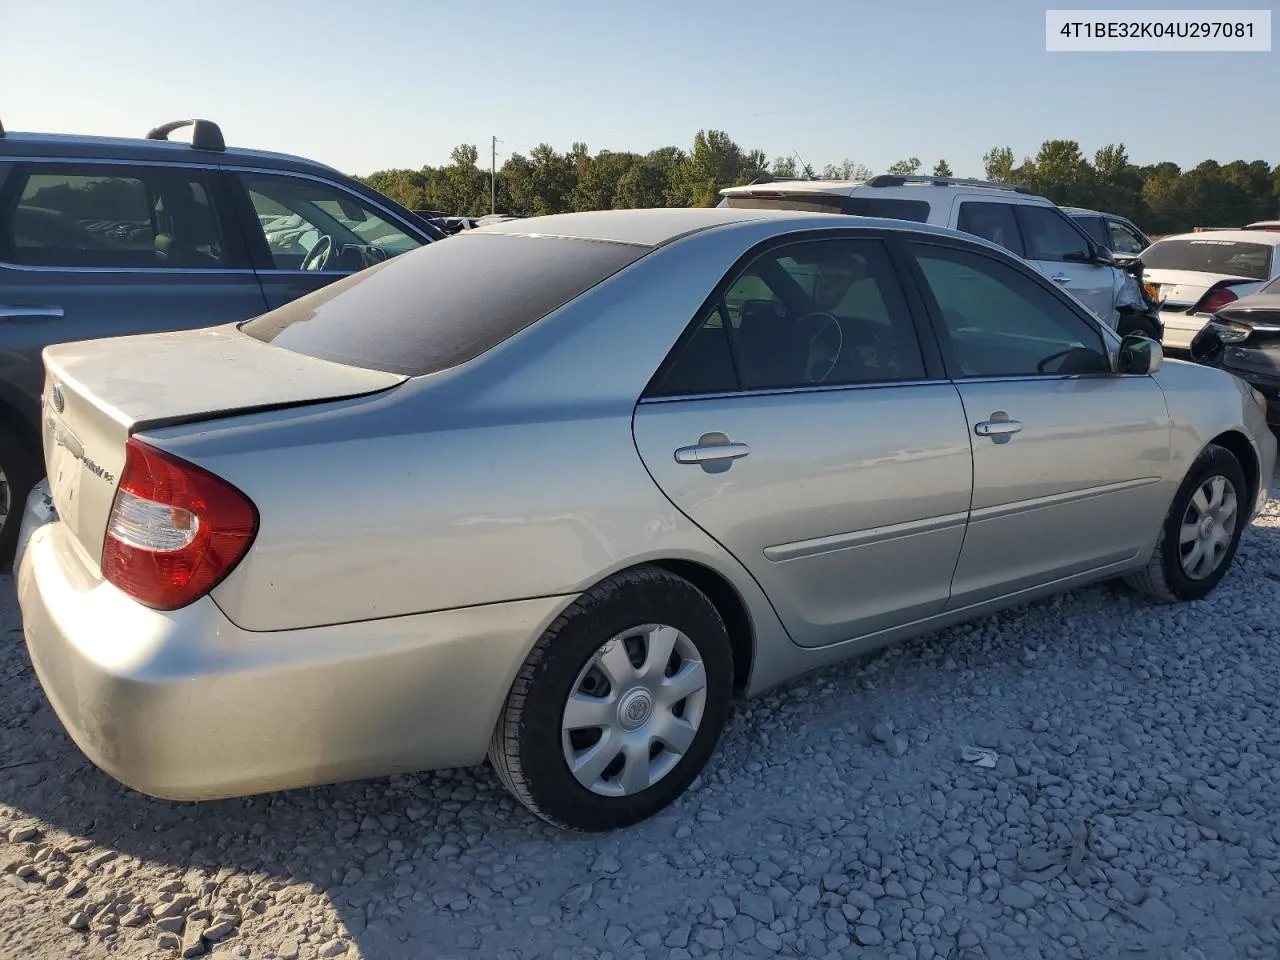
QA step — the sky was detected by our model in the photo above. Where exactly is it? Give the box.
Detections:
[1,0,1274,178]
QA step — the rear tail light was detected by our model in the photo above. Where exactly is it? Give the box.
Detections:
[101,438,258,610]
[1195,286,1239,315]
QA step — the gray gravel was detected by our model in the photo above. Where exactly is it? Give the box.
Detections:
[3,492,1280,960]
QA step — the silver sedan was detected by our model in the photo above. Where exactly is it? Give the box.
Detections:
[18,208,1276,831]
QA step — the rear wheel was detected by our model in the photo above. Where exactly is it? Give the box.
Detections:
[488,566,734,831]
[0,421,39,571]
[1125,443,1247,602]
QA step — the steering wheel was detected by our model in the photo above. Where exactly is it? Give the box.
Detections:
[300,234,335,271]
[793,311,844,383]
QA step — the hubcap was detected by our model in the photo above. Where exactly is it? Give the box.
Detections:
[561,623,708,798]
[1179,474,1238,580]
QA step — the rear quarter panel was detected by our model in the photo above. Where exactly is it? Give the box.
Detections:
[144,224,812,681]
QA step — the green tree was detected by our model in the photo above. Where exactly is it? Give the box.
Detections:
[932,160,953,177]
[982,146,1016,182]
[821,159,872,180]
[771,156,798,178]
[886,157,922,175]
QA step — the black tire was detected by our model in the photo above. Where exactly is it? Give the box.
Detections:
[0,420,40,572]
[1124,443,1247,603]
[488,565,734,831]
[1116,313,1160,341]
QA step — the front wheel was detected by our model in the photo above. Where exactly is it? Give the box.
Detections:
[488,566,734,831]
[1125,443,1247,602]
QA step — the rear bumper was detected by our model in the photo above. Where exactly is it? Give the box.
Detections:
[18,520,570,800]
[1223,347,1280,427]
[1159,311,1209,351]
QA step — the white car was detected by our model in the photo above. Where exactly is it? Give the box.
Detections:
[719,175,1146,333]
[1142,230,1280,350]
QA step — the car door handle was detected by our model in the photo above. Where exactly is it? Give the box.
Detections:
[1050,275,1071,285]
[674,440,751,464]
[974,419,1023,437]
[0,304,64,322]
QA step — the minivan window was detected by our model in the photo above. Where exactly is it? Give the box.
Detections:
[241,233,647,376]
[1142,239,1273,281]
[1,164,226,269]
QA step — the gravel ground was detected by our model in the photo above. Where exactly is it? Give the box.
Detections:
[3,494,1280,960]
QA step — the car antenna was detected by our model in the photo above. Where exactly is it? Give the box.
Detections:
[793,150,815,180]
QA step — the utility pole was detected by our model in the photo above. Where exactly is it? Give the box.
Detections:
[491,136,497,215]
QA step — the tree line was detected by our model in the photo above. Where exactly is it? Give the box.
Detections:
[359,130,1280,236]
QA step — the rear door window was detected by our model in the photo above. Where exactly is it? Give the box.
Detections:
[241,232,647,376]
[0,163,227,269]
[956,201,1026,257]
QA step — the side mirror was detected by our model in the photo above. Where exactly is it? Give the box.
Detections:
[1118,334,1163,375]
[1189,324,1226,368]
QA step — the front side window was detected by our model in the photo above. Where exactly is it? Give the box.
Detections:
[1108,220,1148,255]
[238,172,423,272]
[1018,206,1093,262]
[1072,214,1109,247]
[651,237,926,395]
[2,164,225,269]
[956,202,1025,258]
[909,243,1109,378]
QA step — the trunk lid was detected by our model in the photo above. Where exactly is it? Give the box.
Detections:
[1143,269,1260,311]
[41,323,404,572]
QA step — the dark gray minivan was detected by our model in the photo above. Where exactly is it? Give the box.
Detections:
[0,119,443,564]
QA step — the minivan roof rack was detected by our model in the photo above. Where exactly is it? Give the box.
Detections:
[145,119,225,152]
[866,174,1034,195]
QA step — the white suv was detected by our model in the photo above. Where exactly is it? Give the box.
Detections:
[719,175,1144,332]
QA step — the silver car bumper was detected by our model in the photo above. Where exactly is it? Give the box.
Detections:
[18,520,568,800]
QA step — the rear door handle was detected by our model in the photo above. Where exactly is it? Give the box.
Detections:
[1050,275,1071,285]
[675,442,750,464]
[974,419,1023,437]
[0,305,64,322]
[675,432,751,465]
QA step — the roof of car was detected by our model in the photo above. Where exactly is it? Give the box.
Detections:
[1151,229,1280,246]
[464,205,986,249]
[0,129,344,177]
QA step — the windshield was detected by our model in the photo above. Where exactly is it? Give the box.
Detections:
[1142,239,1273,280]
[241,233,647,376]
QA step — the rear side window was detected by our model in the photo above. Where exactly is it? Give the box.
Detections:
[843,197,931,222]
[1142,239,1273,281]
[0,163,226,269]
[241,233,647,376]
[956,202,1025,258]
[720,194,931,222]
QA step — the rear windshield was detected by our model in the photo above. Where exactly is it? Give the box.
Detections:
[720,194,931,222]
[241,233,647,376]
[1142,239,1274,280]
